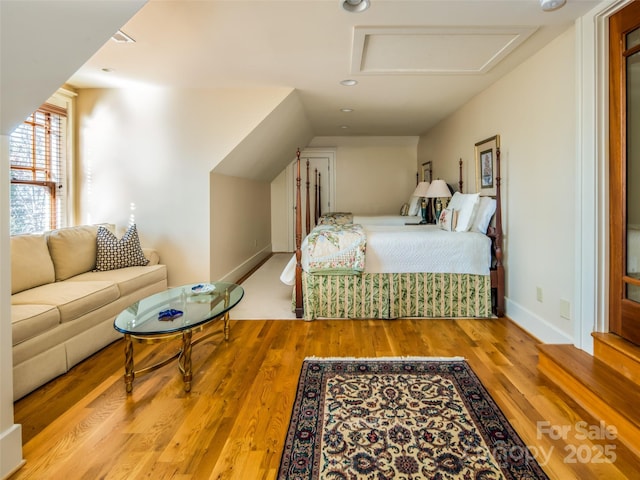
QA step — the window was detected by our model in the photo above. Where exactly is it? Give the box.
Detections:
[10,102,68,234]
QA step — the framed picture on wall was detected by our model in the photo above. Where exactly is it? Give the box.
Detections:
[422,161,432,183]
[475,135,500,196]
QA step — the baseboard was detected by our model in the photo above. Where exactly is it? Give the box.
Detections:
[219,245,272,284]
[506,298,573,344]
[0,423,24,479]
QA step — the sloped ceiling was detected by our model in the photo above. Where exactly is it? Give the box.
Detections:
[0,0,146,135]
[213,90,315,181]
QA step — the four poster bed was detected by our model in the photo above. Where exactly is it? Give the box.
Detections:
[281,149,505,321]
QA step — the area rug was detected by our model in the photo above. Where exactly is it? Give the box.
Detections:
[277,357,549,480]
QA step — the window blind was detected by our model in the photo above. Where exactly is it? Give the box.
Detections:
[10,102,68,234]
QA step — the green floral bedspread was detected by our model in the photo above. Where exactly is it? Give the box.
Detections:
[306,224,366,275]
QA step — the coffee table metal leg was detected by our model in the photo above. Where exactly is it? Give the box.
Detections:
[179,329,193,392]
[223,313,230,341]
[124,334,134,393]
[223,288,230,341]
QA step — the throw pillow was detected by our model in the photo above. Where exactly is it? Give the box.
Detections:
[95,224,149,271]
[448,192,480,232]
[438,208,458,231]
[408,196,421,216]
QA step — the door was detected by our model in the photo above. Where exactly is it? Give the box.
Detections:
[286,149,336,251]
[609,0,640,345]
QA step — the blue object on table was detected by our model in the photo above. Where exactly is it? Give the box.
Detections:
[158,309,183,321]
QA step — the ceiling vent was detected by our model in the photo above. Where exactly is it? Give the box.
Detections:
[111,30,135,44]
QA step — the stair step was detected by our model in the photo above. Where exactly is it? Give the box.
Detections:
[592,332,640,385]
[537,343,640,459]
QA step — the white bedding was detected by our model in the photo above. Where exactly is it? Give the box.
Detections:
[280,224,492,285]
[353,215,422,226]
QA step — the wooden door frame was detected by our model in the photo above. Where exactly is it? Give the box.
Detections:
[609,0,640,341]
[573,0,634,354]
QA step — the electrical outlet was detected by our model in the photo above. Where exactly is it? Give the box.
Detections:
[536,287,543,303]
[560,299,571,320]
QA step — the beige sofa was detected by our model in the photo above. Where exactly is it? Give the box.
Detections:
[10,224,167,400]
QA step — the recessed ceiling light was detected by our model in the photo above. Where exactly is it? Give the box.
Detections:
[340,108,354,113]
[111,29,135,43]
[341,0,370,13]
[340,79,358,86]
[340,125,349,129]
[539,0,566,11]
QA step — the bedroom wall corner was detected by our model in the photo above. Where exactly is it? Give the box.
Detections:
[0,135,25,479]
[210,173,271,283]
[76,86,293,287]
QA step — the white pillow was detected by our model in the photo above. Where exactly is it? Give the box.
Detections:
[408,196,421,216]
[471,197,497,234]
[447,192,480,232]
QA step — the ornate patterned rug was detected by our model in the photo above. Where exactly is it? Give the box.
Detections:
[277,357,549,480]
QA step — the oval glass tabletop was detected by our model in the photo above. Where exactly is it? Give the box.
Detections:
[114,282,244,336]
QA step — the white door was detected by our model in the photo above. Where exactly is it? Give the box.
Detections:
[286,148,336,251]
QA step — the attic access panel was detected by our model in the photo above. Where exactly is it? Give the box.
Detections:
[351,26,538,75]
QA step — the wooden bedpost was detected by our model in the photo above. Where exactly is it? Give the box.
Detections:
[458,159,463,193]
[317,172,322,219]
[494,147,505,317]
[295,149,303,318]
[305,159,311,235]
[314,168,319,225]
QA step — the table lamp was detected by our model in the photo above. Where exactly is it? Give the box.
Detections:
[425,179,452,223]
[411,181,431,224]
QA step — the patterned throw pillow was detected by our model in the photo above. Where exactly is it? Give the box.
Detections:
[95,224,149,271]
[438,208,458,232]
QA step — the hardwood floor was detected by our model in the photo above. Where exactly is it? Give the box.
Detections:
[11,317,640,479]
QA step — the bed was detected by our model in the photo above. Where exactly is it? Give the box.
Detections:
[284,150,505,321]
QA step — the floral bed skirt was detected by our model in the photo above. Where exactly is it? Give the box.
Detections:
[298,272,492,320]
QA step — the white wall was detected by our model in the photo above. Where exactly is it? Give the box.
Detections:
[271,169,290,252]
[0,2,147,476]
[210,174,271,281]
[419,27,577,343]
[270,136,420,252]
[310,136,420,215]
[76,87,294,286]
[0,136,24,478]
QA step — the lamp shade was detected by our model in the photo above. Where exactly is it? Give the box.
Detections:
[425,179,451,198]
[412,181,430,197]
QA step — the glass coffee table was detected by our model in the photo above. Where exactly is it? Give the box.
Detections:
[114,282,244,393]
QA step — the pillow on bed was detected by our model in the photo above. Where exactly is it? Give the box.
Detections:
[471,197,497,234]
[447,192,480,232]
[408,196,421,216]
[438,208,458,231]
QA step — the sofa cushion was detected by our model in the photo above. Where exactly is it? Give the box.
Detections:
[47,225,100,281]
[11,304,60,346]
[11,233,55,294]
[69,264,168,297]
[95,224,149,271]
[11,281,120,323]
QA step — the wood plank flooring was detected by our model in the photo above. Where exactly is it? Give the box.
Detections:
[11,318,640,479]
